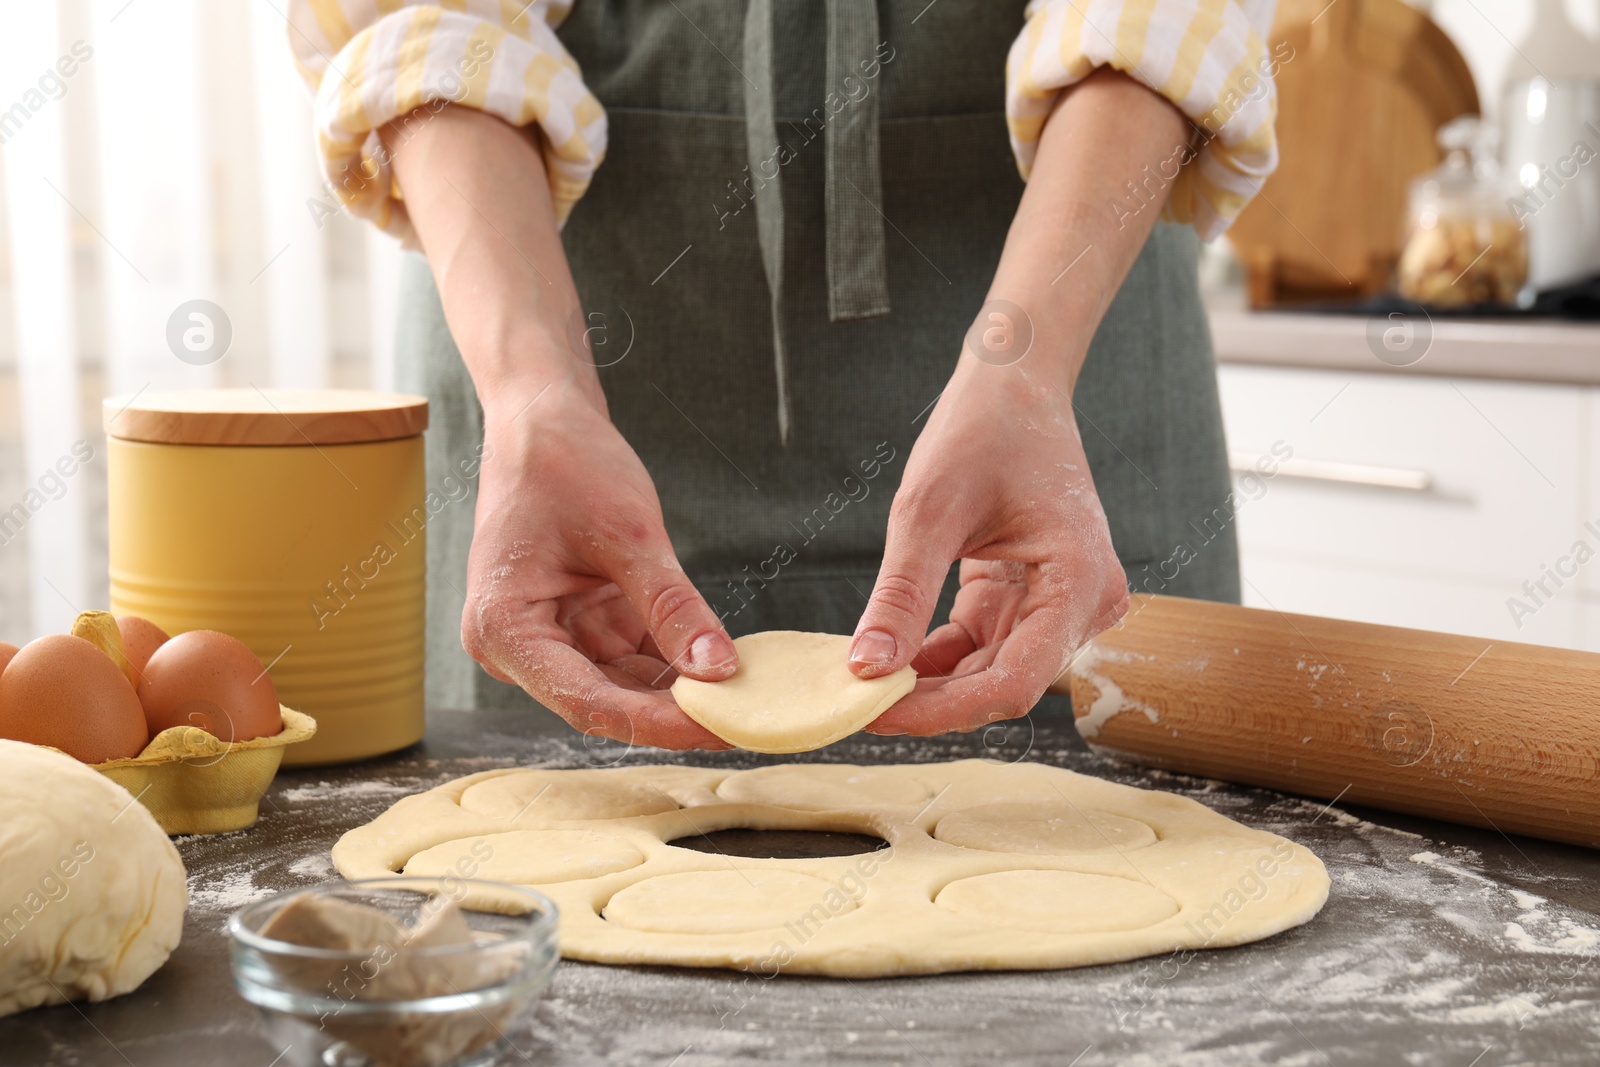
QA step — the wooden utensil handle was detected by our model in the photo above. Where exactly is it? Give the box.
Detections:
[1051,595,1600,848]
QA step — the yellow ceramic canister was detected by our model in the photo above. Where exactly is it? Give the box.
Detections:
[104,390,429,765]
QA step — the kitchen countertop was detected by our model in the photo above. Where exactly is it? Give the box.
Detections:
[4,698,1597,1067]
[1208,303,1600,386]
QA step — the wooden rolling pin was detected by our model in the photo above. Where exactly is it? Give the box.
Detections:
[1050,595,1600,848]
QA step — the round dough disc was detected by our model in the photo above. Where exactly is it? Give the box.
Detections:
[459,771,678,823]
[671,632,915,753]
[404,830,645,884]
[718,764,930,810]
[935,870,1178,934]
[935,803,1158,854]
[603,870,855,934]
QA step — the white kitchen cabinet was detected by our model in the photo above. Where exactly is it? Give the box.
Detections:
[1238,548,1583,649]
[1217,363,1595,650]
[1218,366,1582,580]
[1579,391,1600,655]
[1580,603,1600,653]
[1586,390,1600,597]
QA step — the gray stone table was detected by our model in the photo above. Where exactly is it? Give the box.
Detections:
[3,696,1597,1066]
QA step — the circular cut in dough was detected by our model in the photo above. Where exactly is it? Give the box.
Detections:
[404,830,645,884]
[718,764,931,810]
[603,870,855,934]
[459,771,678,823]
[671,632,915,753]
[935,803,1158,855]
[935,870,1178,934]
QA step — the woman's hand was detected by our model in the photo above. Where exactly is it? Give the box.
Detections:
[381,107,737,747]
[460,378,739,749]
[849,67,1190,734]
[849,356,1128,735]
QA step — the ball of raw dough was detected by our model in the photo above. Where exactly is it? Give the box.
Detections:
[0,739,188,1017]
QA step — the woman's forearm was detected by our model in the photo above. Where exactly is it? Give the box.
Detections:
[851,70,1182,692]
[379,106,597,420]
[984,68,1190,394]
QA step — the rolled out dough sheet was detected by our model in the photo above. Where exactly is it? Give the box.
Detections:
[671,632,916,753]
[333,761,1330,978]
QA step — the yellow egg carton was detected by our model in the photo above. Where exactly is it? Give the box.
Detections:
[90,707,316,835]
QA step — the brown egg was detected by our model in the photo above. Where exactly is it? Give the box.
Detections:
[0,634,149,762]
[0,641,19,676]
[137,630,282,743]
[116,615,170,684]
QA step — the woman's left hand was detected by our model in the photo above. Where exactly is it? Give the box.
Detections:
[848,351,1128,735]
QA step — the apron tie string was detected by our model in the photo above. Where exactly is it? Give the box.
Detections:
[742,0,792,444]
[824,0,891,323]
[743,0,892,445]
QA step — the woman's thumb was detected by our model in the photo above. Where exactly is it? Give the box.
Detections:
[607,535,738,682]
[851,519,957,678]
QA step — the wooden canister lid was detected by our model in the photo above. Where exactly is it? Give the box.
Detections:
[103,389,429,446]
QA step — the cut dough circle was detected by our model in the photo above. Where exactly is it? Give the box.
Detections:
[671,632,915,753]
[603,870,855,934]
[459,771,678,822]
[935,803,1157,854]
[935,870,1178,934]
[334,759,1331,978]
[405,830,645,884]
[717,764,931,810]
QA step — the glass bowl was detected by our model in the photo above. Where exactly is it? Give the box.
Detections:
[229,879,559,1067]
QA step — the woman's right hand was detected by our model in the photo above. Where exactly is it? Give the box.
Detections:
[462,377,740,749]
[377,106,736,748]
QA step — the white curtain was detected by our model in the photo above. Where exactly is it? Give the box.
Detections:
[0,0,401,645]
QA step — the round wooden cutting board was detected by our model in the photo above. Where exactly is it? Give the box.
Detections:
[1228,0,1479,305]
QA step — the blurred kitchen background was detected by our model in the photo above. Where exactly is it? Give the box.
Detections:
[0,0,400,647]
[1,0,1599,653]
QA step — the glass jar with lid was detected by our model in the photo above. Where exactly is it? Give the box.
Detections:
[1397,116,1529,307]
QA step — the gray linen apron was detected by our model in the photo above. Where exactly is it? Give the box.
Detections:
[395,0,1240,714]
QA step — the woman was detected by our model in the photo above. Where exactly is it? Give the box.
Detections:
[288,0,1278,749]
